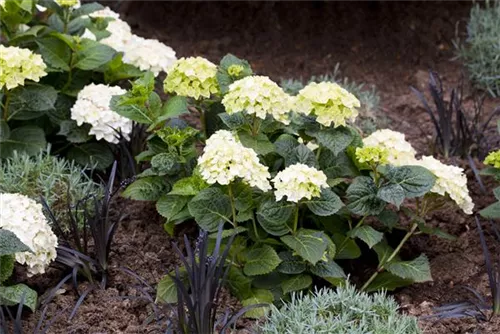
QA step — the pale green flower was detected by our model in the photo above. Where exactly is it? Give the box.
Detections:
[198,130,271,191]
[294,82,360,127]
[0,45,47,90]
[362,129,416,166]
[222,75,292,124]
[484,150,500,169]
[227,64,244,77]
[355,146,389,165]
[272,163,328,203]
[164,57,219,100]
[55,0,80,7]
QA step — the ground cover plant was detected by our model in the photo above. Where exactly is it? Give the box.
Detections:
[113,54,475,315]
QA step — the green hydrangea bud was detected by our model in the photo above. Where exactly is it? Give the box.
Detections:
[355,146,389,165]
[227,64,244,77]
[485,150,500,169]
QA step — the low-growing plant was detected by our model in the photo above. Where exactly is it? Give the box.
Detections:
[0,149,101,230]
[257,282,421,334]
[114,55,474,313]
[455,0,500,97]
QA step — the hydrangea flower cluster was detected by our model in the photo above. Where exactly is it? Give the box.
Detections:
[228,64,244,77]
[222,76,292,125]
[413,156,474,214]
[198,130,271,191]
[55,0,80,7]
[164,57,219,100]
[294,82,360,127]
[0,45,47,90]
[71,83,132,144]
[355,146,389,165]
[272,163,328,203]
[484,150,500,169]
[122,35,177,75]
[362,129,416,166]
[0,193,58,277]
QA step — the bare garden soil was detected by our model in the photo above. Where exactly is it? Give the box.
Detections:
[14,1,500,333]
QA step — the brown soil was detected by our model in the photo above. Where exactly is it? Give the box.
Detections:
[8,1,500,333]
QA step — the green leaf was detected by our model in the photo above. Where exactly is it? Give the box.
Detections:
[281,274,312,294]
[156,275,176,303]
[208,226,248,239]
[257,199,294,236]
[0,229,31,256]
[232,182,253,212]
[188,188,232,232]
[169,175,208,196]
[364,272,414,292]
[417,223,457,241]
[274,134,299,164]
[0,120,10,140]
[156,195,189,221]
[0,284,37,311]
[74,39,116,71]
[307,126,354,156]
[331,234,361,260]
[57,120,92,143]
[227,267,252,300]
[377,184,405,208]
[372,241,399,265]
[277,251,306,274]
[480,201,500,219]
[150,152,179,175]
[241,289,273,319]
[319,150,359,178]
[219,112,248,130]
[386,254,433,283]
[377,209,399,230]
[7,84,58,120]
[281,229,327,265]
[9,25,46,44]
[122,176,169,201]
[0,255,15,284]
[243,245,282,276]
[238,131,275,156]
[381,165,436,198]
[160,96,188,120]
[36,36,71,71]
[348,225,383,249]
[0,126,46,158]
[310,259,346,279]
[304,188,343,216]
[287,144,317,167]
[67,142,114,170]
[346,176,386,216]
[103,53,143,83]
[217,53,253,94]
[71,2,104,17]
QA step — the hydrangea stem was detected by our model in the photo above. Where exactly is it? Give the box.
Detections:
[2,88,11,121]
[292,203,300,233]
[228,183,237,227]
[360,222,419,291]
[199,109,207,140]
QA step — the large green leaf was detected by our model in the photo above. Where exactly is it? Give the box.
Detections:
[274,133,299,164]
[0,284,37,311]
[7,84,58,120]
[480,201,500,219]
[348,225,383,249]
[0,255,15,284]
[74,39,116,71]
[241,288,273,319]
[156,195,190,221]
[306,126,354,156]
[169,175,208,196]
[0,120,10,140]
[281,274,312,294]
[364,272,414,292]
[67,142,114,170]
[121,176,169,201]
[188,188,232,232]
[71,2,104,17]
[373,241,399,265]
[310,259,346,280]
[304,188,343,216]
[0,229,31,256]
[227,267,253,300]
[331,234,361,260]
[238,131,275,156]
[57,120,92,143]
[110,93,158,125]
[287,144,317,167]
[281,229,327,265]
[386,254,432,283]
[319,150,359,178]
[244,245,281,276]
[155,269,187,304]
[217,53,253,94]
[0,126,46,158]
[381,165,436,198]
[218,112,248,130]
[346,176,385,216]
[256,199,294,236]
[276,251,306,274]
[36,36,71,71]
[160,96,188,120]
[377,183,405,208]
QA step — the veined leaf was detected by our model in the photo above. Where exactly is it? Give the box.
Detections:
[310,259,346,280]
[243,245,281,276]
[0,284,37,311]
[386,254,432,283]
[364,272,414,292]
[241,288,273,319]
[346,176,385,216]
[348,225,383,249]
[156,195,189,221]
[281,229,327,265]
[306,126,353,156]
[121,176,169,201]
[257,199,294,236]
[304,188,343,216]
[381,165,436,198]
[0,229,31,256]
[188,188,232,232]
[281,274,312,294]
[277,251,306,274]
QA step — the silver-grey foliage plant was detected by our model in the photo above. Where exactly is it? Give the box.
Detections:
[455,1,500,96]
[258,283,421,334]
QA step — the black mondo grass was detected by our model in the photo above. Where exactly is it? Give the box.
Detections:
[170,225,265,334]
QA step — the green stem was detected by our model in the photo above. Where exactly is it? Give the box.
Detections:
[228,183,237,227]
[2,88,10,121]
[62,8,70,34]
[337,215,368,254]
[315,145,322,160]
[360,222,419,291]
[199,109,207,141]
[292,203,300,234]
[251,114,261,136]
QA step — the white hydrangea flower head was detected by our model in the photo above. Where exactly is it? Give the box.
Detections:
[164,57,219,100]
[0,0,5,8]
[222,76,293,125]
[71,83,132,144]
[88,7,121,19]
[294,82,360,127]
[122,35,177,76]
[0,45,47,90]
[413,156,474,215]
[0,193,58,277]
[198,130,271,191]
[362,129,417,166]
[99,18,133,52]
[272,163,328,203]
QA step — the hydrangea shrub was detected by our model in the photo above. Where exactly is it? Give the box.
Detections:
[112,55,474,314]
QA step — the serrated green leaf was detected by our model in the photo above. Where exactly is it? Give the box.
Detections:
[0,126,46,158]
[281,274,312,294]
[169,175,208,196]
[281,229,327,265]
[319,150,359,178]
[219,112,248,130]
[331,234,361,260]
[386,254,432,282]
[277,251,306,274]
[0,229,31,256]
[188,188,232,232]
[0,284,37,311]
[346,176,385,216]
[274,134,299,164]
[7,84,58,120]
[36,36,71,71]
[307,126,354,156]
[155,269,186,304]
[67,143,114,170]
[256,199,294,236]
[122,176,169,201]
[480,201,500,219]
[208,226,248,239]
[238,131,275,155]
[241,288,273,319]
[150,152,179,175]
[287,144,317,167]
[71,2,104,17]
[156,195,189,221]
[304,188,343,216]
[0,255,15,284]
[348,225,383,249]
[217,53,253,94]
[364,272,414,292]
[377,209,399,230]
[381,165,436,198]
[159,95,188,120]
[372,241,399,265]
[227,267,252,300]
[243,245,281,276]
[74,39,116,70]
[377,183,405,208]
[57,120,92,143]
[310,259,346,279]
